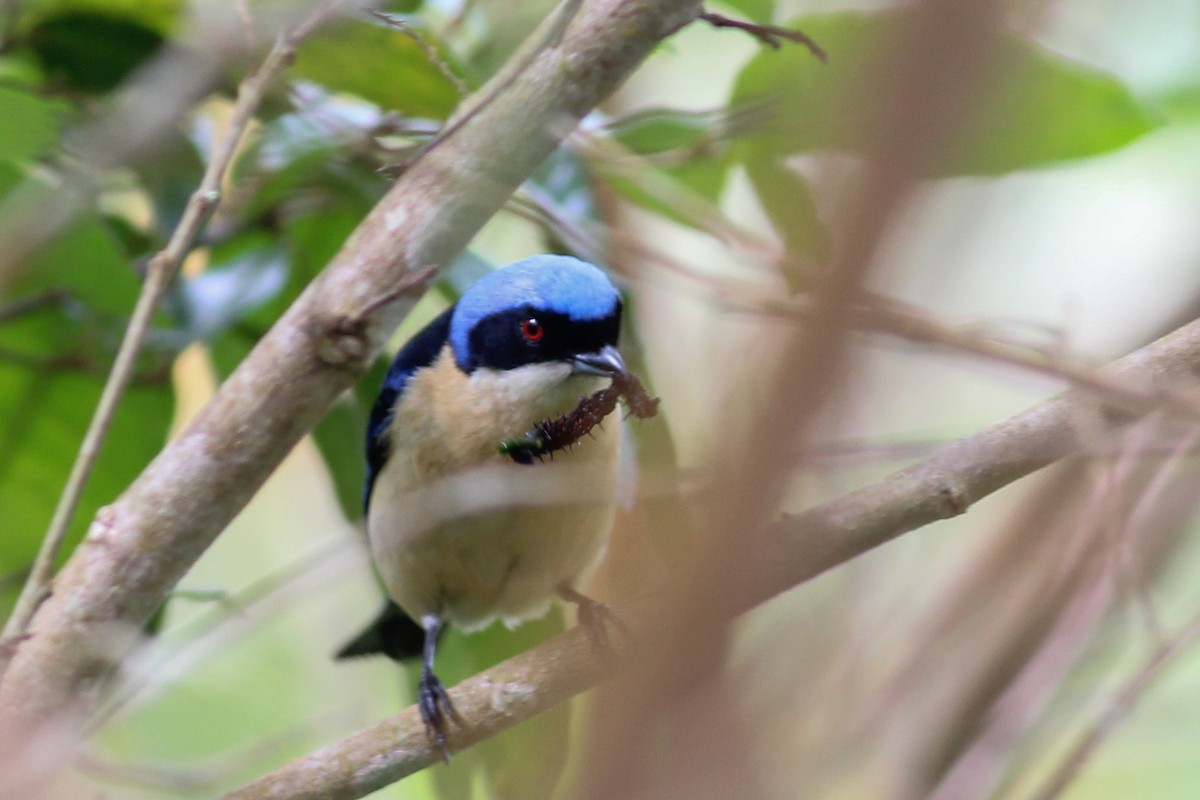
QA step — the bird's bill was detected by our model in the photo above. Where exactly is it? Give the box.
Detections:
[571,344,627,377]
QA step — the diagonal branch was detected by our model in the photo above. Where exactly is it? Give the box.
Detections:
[221,314,1200,800]
[0,0,702,757]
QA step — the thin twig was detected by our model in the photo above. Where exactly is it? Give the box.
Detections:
[0,0,348,654]
[396,0,586,175]
[1026,607,1200,800]
[627,234,1200,424]
[574,129,781,264]
[855,295,1200,424]
[0,289,74,325]
[699,10,827,61]
[80,710,359,794]
[617,231,1200,425]
[439,0,477,40]
[367,10,468,97]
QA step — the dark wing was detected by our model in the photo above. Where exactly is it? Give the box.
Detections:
[363,305,455,512]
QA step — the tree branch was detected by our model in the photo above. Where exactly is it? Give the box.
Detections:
[747,315,1200,609]
[224,627,606,799]
[219,314,1200,800]
[0,0,702,759]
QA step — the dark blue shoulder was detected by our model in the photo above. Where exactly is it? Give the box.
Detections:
[363,305,455,512]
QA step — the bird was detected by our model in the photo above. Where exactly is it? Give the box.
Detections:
[336,254,629,755]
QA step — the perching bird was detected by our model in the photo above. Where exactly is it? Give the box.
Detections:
[337,254,628,754]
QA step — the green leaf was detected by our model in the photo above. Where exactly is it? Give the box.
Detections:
[600,149,732,231]
[27,11,166,94]
[713,0,775,25]
[743,153,828,289]
[731,11,1162,175]
[0,211,168,574]
[17,0,182,35]
[606,108,723,156]
[0,216,173,577]
[17,215,143,315]
[233,98,391,224]
[293,19,462,120]
[595,108,739,228]
[0,52,47,89]
[0,85,68,164]
[0,371,172,574]
[1150,84,1200,124]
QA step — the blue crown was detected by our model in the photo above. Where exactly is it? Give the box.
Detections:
[449,255,619,363]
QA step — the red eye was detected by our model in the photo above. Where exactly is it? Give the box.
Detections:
[520,318,544,342]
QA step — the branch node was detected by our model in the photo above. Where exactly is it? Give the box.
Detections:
[936,483,970,518]
[314,314,372,368]
[0,632,33,666]
[314,267,438,368]
[86,505,118,545]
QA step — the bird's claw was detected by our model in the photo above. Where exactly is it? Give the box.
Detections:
[419,669,465,761]
[558,585,626,659]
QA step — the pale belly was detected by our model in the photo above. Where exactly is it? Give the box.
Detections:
[368,419,620,630]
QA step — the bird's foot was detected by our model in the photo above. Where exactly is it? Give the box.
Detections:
[419,668,465,761]
[558,584,626,658]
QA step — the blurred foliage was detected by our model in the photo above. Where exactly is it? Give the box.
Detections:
[716,0,775,25]
[725,10,1161,284]
[0,0,1182,798]
[730,11,1161,174]
[293,19,465,119]
[0,86,70,162]
[28,11,166,94]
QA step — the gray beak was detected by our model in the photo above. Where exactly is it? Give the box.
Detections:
[572,344,627,377]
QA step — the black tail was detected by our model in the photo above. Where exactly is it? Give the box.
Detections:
[336,600,425,662]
